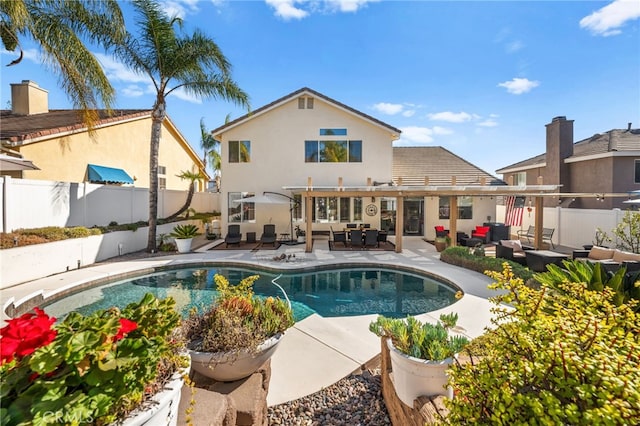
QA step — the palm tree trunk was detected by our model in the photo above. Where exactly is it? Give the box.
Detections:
[164,185,195,222]
[147,99,166,252]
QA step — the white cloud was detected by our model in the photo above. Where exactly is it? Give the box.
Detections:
[159,0,201,19]
[580,0,640,37]
[2,48,43,64]
[402,110,415,118]
[398,126,434,144]
[265,0,309,20]
[506,40,524,53]
[427,111,473,123]
[372,102,404,115]
[122,85,145,97]
[432,126,453,135]
[170,87,203,104]
[95,53,149,84]
[497,77,540,95]
[477,119,498,127]
[265,0,376,20]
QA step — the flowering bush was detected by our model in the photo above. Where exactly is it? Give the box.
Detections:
[0,293,187,426]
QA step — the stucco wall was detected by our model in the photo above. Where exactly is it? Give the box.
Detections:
[18,116,201,190]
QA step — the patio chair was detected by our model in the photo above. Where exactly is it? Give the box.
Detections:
[350,229,364,249]
[434,225,449,238]
[330,226,348,247]
[225,224,242,247]
[260,224,277,246]
[364,229,378,248]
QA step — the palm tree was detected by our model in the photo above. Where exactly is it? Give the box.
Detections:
[164,170,206,222]
[112,0,249,252]
[199,117,220,190]
[0,0,125,124]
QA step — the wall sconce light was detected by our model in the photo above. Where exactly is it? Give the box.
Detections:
[371,196,376,202]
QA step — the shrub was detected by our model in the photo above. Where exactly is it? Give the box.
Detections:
[440,246,534,282]
[612,210,640,253]
[446,263,640,424]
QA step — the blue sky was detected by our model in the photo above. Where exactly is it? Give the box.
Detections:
[1,0,639,177]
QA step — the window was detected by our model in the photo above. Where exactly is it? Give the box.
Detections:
[158,165,166,175]
[298,98,305,109]
[320,128,347,136]
[229,140,250,163]
[307,98,314,109]
[293,194,302,221]
[311,197,358,222]
[304,140,362,163]
[298,97,314,109]
[439,196,473,219]
[228,192,255,223]
[635,160,640,183]
[158,177,166,190]
[513,172,526,186]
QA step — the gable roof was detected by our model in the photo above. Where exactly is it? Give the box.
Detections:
[393,146,504,186]
[211,87,402,137]
[0,109,152,144]
[496,128,640,173]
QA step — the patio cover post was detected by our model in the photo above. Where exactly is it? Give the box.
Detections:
[305,195,313,252]
[395,196,404,252]
[449,196,458,247]
[534,196,544,249]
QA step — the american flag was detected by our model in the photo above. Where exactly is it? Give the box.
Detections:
[505,196,525,226]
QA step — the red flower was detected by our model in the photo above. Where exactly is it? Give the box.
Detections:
[114,318,137,341]
[1,308,56,364]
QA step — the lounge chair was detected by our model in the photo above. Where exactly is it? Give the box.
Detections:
[330,226,347,247]
[225,224,242,247]
[260,224,277,246]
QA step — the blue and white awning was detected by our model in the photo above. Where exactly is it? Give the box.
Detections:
[87,164,134,184]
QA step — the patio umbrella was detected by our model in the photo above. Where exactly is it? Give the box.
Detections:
[0,154,40,171]
[233,192,299,244]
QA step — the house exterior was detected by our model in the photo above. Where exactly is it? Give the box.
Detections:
[393,146,505,240]
[1,80,208,191]
[212,87,506,242]
[496,116,640,209]
[212,87,400,238]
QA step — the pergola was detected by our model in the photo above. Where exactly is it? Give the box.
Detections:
[284,179,630,253]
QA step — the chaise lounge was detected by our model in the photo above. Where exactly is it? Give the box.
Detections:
[260,224,277,246]
[224,224,242,247]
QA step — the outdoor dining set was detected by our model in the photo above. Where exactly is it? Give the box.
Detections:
[330,224,388,249]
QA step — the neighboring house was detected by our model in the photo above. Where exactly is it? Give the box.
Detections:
[496,116,640,209]
[212,87,504,241]
[0,80,209,190]
[393,146,505,239]
[212,87,400,238]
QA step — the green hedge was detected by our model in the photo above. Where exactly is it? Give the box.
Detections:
[439,246,534,282]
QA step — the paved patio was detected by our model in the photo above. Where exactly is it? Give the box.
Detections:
[0,236,500,406]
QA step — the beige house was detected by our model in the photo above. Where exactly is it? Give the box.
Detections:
[1,80,208,190]
[212,87,401,239]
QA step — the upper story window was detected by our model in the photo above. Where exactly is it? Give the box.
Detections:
[158,165,166,189]
[158,165,166,175]
[229,140,251,163]
[320,128,347,136]
[298,97,314,109]
[635,160,640,183]
[513,172,526,186]
[305,140,362,163]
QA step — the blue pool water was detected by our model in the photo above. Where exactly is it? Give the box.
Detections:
[43,266,460,321]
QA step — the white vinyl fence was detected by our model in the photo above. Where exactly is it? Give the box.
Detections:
[496,205,630,249]
[1,176,220,232]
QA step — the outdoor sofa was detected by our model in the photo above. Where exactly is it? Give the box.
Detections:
[572,246,640,273]
[495,239,534,265]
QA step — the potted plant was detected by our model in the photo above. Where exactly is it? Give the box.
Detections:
[170,223,200,253]
[295,225,306,243]
[182,274,294,381]
[434,234,451,252]
[369,313,468,407]
[0,293,189,426]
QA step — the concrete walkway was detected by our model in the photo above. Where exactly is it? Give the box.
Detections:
[0,236,499,406]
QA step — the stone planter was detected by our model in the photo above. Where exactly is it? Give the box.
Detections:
[189,333,284,382]
[121,362,188,426]
[434,240,447,252]
[387,339,454,407]
[174,238,193,253]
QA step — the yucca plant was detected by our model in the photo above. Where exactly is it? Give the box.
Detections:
[170,224,199,239]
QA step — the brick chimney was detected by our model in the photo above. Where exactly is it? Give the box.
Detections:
[10,80,49,115]
[544,116,573,189]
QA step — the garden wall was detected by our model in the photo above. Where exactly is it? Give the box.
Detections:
[0,176,220,232]
[0,220,199,289]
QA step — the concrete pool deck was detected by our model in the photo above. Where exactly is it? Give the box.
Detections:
[0,236,499,406]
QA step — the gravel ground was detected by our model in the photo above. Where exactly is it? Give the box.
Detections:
[267,369,391,426]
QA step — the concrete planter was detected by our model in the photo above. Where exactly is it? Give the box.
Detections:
[174,238,193,253]
[387,339,454,407]
[189,333,284,382]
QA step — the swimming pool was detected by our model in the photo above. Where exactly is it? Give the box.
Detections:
[42,265,461,321]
